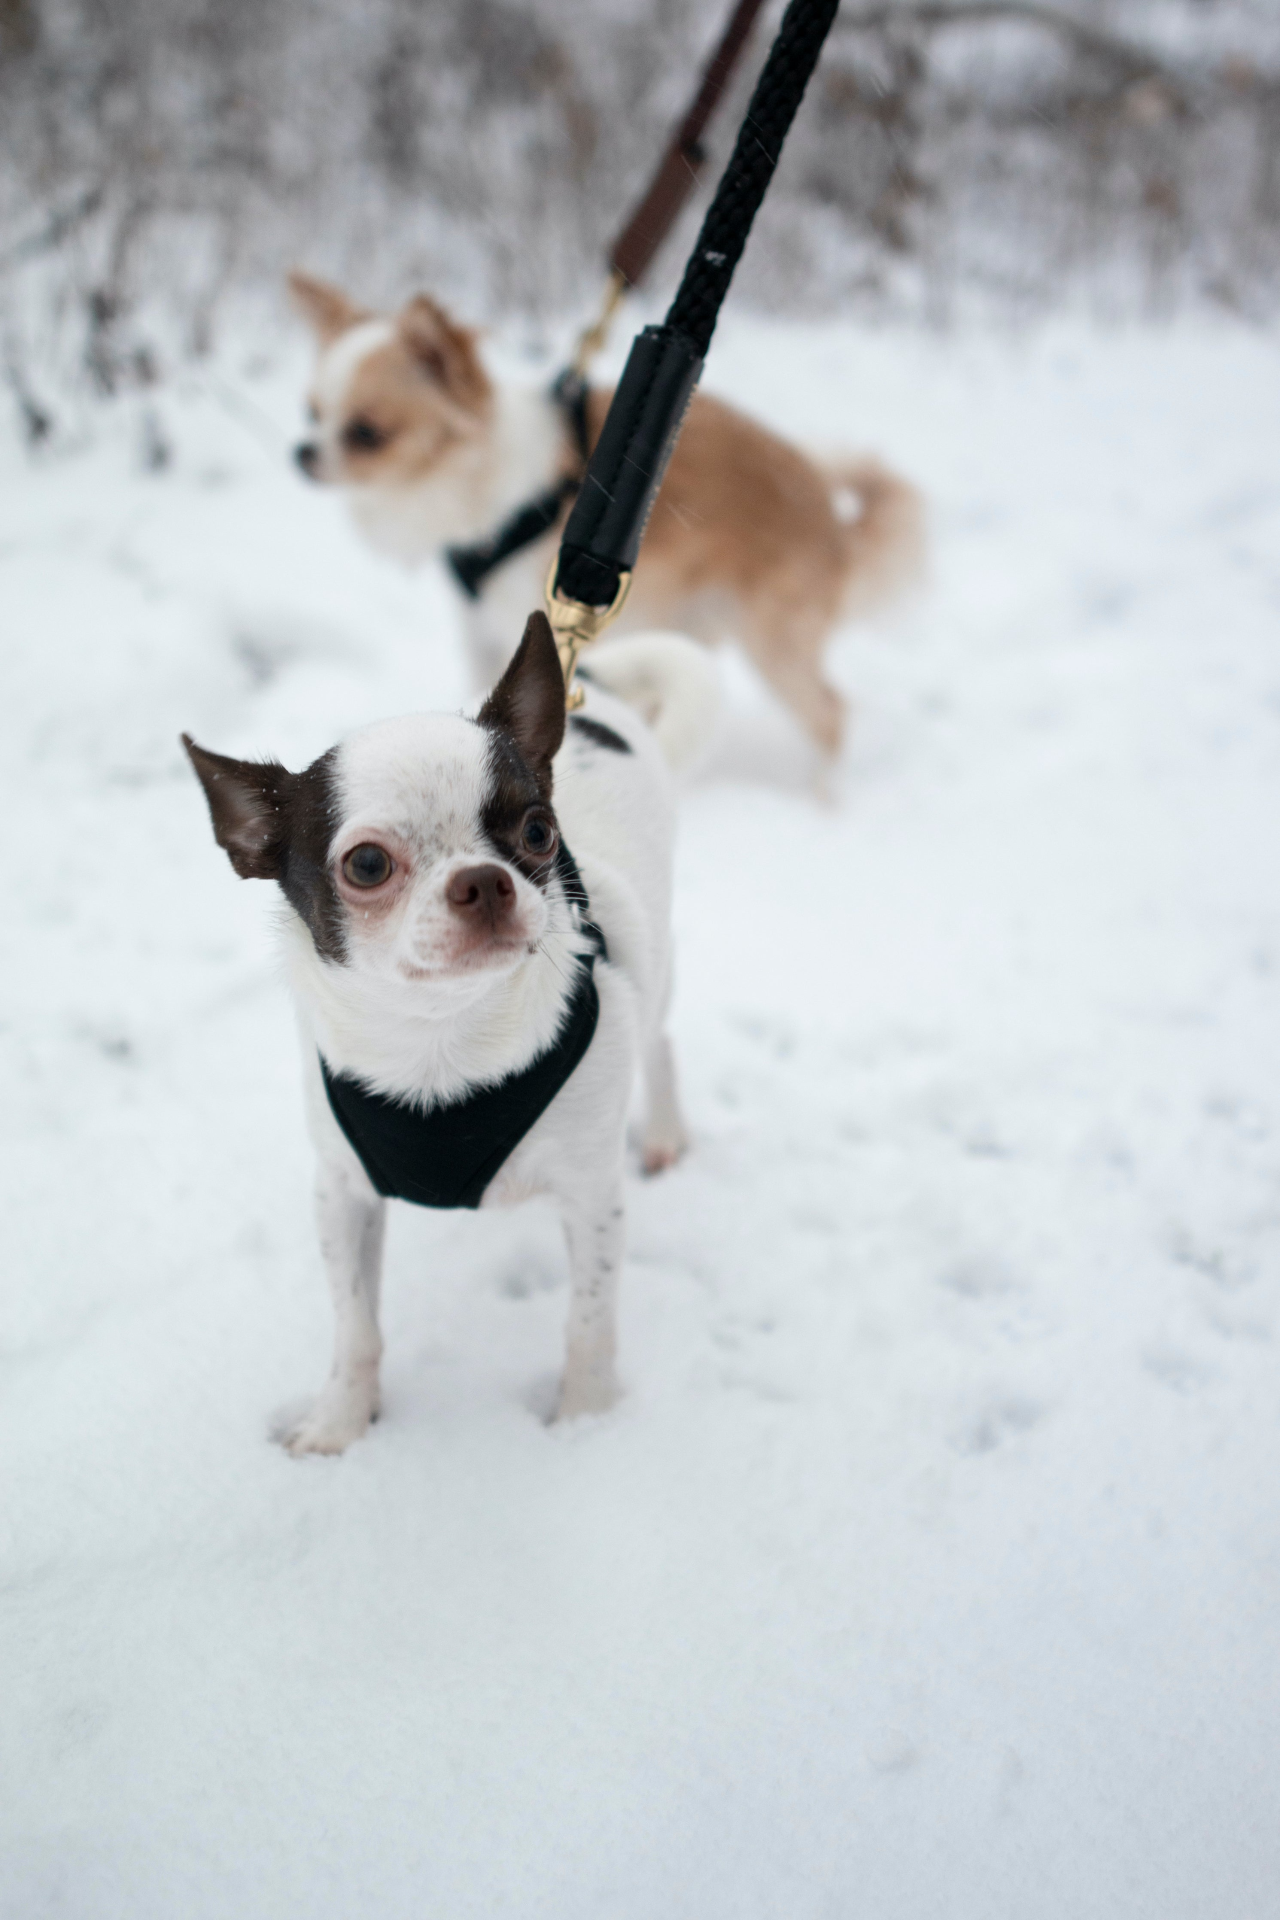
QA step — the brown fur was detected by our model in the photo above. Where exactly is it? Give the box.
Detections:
[290,273,924,757]
[182,735,346,962]
[288,272,368,345]
[602,390,924,757]
[476,615,568,887]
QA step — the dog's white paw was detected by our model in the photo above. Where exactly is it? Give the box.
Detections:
[642,1136,686,1176]
[553,1369,621,1424]
[271,1382,379,1457]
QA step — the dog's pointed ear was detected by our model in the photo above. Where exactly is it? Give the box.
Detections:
[478,614,566,786]
[182,734,292,879]
[287,270,367,345]
[397,295,490,413]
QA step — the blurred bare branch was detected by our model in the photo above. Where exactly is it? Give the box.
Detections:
[0,0,1278,417]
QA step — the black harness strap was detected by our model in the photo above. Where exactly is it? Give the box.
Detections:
[320,845,607,1211]
[445,371,592,601]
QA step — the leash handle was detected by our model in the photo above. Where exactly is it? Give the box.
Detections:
[549,0,841,663]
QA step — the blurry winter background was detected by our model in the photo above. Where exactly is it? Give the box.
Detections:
[4,4,1280,1918]
[4,0,1280,423]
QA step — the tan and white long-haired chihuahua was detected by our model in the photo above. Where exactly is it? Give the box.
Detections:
[288,271,923,760]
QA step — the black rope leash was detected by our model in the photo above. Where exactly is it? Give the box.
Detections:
[445,0,769,606]
[550,0,842,627]
[668,0,841,356]
[608,0,770,294]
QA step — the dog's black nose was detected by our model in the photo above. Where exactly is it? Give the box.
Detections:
[446,864,517,927]
[294,441,320,479]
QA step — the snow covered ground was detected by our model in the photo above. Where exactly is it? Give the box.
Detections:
[3,315,1279,1918]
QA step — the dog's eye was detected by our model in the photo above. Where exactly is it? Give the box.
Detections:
[522,812,557,857]
[342,843,394,888]
[342,416,387,453]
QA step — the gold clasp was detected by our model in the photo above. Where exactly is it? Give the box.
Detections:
[544,558,631,709]
[549,268,632,706]
[571,267,628,380]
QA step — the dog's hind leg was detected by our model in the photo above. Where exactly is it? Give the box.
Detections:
[734,588,847,762]
[752,634,847,760]
[274,1161,386,1456]
[555,1178,625,1421]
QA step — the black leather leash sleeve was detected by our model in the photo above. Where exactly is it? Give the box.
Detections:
[554,324,702,609]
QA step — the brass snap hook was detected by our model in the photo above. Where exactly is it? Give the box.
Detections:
[544,560,632,709]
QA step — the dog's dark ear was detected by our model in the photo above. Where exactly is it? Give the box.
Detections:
[182,735,292,879]
[397,296,490,413]
[287,270,367,346]
[478,614,566,785]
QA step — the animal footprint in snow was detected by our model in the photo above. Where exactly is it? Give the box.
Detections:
[1141,1346,1214,1395]
[952,1395,1043,1456]
[865,1729,921,1775]
[496,1255,562,1300]
[939,1257,1018,1300]
[1167,1225,1256,1293]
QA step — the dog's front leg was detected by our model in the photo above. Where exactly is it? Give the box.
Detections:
[274,1161,385,1457]
[641,1026,689,1175]
[555,1180,626,1422]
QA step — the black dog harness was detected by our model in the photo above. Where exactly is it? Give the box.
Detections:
[320,849,607,1210]
[444,370,591,602]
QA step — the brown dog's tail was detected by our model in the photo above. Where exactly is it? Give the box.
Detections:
[825,456,926,619]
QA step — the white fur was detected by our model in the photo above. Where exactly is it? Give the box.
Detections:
[275,662,694,1454]
[315,319,395,416]
[339,380,566,571]
[581,633,722,778]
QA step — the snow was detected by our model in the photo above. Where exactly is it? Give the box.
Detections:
[3,316,1280,1918]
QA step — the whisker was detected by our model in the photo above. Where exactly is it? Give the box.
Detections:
[536,939,579,992]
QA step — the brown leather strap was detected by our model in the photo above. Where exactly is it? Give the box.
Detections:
[609,0,770,288]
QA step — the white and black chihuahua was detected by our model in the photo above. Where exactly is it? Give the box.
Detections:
[185,617,708,1451]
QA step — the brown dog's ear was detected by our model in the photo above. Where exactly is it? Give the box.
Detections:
[182,734,293,879]
[478,614,566,787]
[397,296,490,413]
[287,270,368,346]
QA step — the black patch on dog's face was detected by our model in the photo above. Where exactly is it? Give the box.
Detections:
[277,750,345,961]
[477,613,566,802]
[479,729,561,887]
[182,735,346,962]
[569,714,632,755]
[477,613,568,887]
